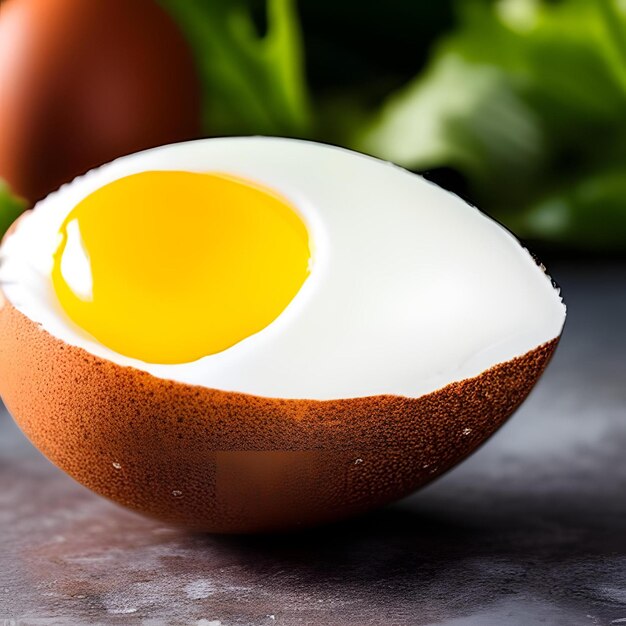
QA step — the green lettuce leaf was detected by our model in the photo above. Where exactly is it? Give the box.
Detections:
[513,165,626,252]
[0,179,26,238]
[355,0,626,251]
[159,0,311,137]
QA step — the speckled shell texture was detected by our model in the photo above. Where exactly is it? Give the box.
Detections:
[0,294,558,533]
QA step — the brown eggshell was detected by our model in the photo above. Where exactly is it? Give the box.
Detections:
[0,294,559,533]
[0,0,201,203]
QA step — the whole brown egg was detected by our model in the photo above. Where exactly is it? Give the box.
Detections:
[0,0,202,203]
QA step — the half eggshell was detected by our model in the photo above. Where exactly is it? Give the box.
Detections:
[0,296,557,532]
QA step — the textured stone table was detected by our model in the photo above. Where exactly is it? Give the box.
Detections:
[1,261,625,626]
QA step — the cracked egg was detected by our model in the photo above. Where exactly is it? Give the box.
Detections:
[0,138,565,532]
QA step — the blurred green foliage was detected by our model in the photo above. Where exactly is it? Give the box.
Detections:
[4,0,625,253]
[0,180,26,238]
[158,0,311,136]
[357,0,626,252]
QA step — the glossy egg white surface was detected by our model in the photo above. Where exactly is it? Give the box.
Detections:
[0,137,566,400]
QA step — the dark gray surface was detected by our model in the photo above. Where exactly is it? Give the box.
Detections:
[1,261,625,626]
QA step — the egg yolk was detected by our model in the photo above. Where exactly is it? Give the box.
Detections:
[52,171,311,364]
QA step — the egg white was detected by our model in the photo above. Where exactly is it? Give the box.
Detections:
[0,137,565,400]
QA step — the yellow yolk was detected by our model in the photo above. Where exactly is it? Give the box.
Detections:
[52,171,311,364]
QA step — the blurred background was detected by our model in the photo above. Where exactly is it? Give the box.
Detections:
[2,0,626,256]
